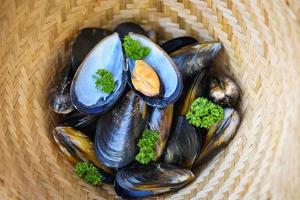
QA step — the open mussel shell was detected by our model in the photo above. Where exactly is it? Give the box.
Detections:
[115,163,195,199]
[161,36,198,54]
[113,22,147,41]
[59,111,98,139]
[94,91,149,169]
[148,105,174,161]
[170,41,222,85]
[53,126,115,183]
[71,28,112,72]
[193,108,240,172]
[70,33,127,115]
[127,33,183,108]
[164,116,202,169]
[49,64,75,114]
[208,75,240,107]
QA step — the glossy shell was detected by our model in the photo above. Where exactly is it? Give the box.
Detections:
[70,33,127,115]
[49,64,75,114]
[164,116,202,168]
[71,28,112,71]
[208,75,240,107]
[59,111,98,139]
[53,126,115,183]
[193,108,240,172]
[127,33,183,108]
[115,163,195,199]
[161,36,198,54]
[176,70,209,116]
[148,105,174,161]
[170,41,222,84]
[113,22,147,41]
[94,91,149,169]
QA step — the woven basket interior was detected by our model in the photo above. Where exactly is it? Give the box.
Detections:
[1,0,300,199]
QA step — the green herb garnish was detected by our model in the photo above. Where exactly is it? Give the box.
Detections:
[186,97,224,129]
[93,69,115,94]
[123,36,151,60]
[75,162,103,185]
[135,129,159,164]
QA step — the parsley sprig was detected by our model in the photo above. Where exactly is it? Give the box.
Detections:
[135,129,159,164]
[123,36,151,60]
[75,162,103,185]
[93,69,115,94]
[186,97,224,129]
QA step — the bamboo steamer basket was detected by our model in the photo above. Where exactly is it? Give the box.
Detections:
[1,0,300,199]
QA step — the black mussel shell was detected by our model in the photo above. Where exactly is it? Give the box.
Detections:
[71,28,112,71]
[148,105,174,161]
[59,111,98,139]
[113,22,147,41]
[53,126,115,183]
[208,75,240,107]
[161,36,198,54]
[94,91,149,169]
[70,33,127,115]
[193,108,240,172]
[115,163,195,199]
[176,70,209,116]
[49,64,75,114]
[127,33,183,108]
[164,116,202,168]
[170,41,222,85]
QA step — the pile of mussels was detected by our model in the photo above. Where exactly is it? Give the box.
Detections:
[49,22,241,199]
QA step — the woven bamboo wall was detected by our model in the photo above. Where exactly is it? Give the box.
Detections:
[0,0,300,199]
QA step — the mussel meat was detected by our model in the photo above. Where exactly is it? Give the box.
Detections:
[148,105,174,161]
[113,22,147,41]
[170,41,222,85]
[131,60,161,97]
[94,91,149,169]
[115,163,195,199]
[193,108,240,171]
[208,75,240,107]
[53,126,115,183]
[71,28,112,71]
[161,36,198,54]
[70,33,127,114]
[127,33,183,108]
[49,64,75,114]
[164,116,202,168]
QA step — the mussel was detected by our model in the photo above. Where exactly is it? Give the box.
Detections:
[175,68,209,116]
[53,126,115,183]
[148,105,174,161]
[164,116,202,168]
[193,108,240,171]
[208,75,240,107]
[170,41,222,85]
[49,64,75,114]
[126,33,183,108]
[94,91,149,169]
[70,33,127,114]
[161,36,198,54]
[115,163,195,199]
[71,28,112,72]
[59,111,98,139]
[113,22,147,41]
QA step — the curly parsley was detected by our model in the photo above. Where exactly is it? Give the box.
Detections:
[123,36,151,60]
[135,129,159,164]
[186,97,224,129]
[93,69,115,94]
[75,162,103,185]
